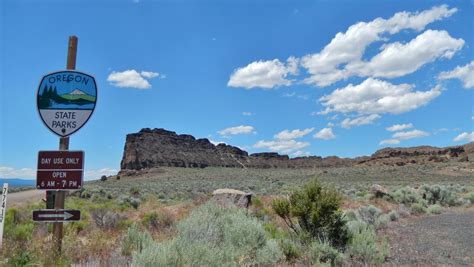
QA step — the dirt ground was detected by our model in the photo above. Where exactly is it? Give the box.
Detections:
[7,189,44,206]
[384,207,474,266]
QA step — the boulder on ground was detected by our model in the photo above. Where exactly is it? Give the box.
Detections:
[370,184,388,198]
[211,189,252,208]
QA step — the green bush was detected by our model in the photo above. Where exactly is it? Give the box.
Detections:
[308,239,345,266]
[410,203,427,214]
[122,223,154,256]
[347,221,389,264]
[8,250,36,267]
[279,236,304,260]
[374,214,389,229]
[427,204,443,214]
[464,192,474,204]
[132,203,283,266]
[271,179,350,249]
[142,211,175,230]
[343,209,358,221]
[392,186,422,205]
[388,210,399,221]
[357,205,381,226]
[420,184,460,206]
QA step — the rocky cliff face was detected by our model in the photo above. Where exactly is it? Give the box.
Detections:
[120,128,250,169]
[120,128,354,170]
[120,128,472,171]
[358,143,473,166]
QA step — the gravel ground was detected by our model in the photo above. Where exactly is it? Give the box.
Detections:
[7,189,44,206]
[385,208,474,266]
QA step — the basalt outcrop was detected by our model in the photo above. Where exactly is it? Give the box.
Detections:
[120,128,354,170]
[120,128,473,171]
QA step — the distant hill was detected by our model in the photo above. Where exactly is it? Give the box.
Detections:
[0,178,35,187]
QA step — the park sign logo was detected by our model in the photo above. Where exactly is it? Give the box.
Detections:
[37,70,97,137]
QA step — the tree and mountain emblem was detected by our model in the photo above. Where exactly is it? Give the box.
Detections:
[37,85,96,110]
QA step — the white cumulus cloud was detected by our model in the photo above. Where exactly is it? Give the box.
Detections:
[140,71,160,79]
[438,61,474,89]
[348,30,464,79]
[392,129,429,140]
[341,114,380,129]
[274,128,314,140]
[218,125,255,137]
[242,112,253,116]
[301,5,458,86]
[253,139,309,154]
[227,57,298,89]
[107,69,161,89]
[453,132,474,142]
[386,123,413,132]
[379,139,401,145]
[314,128,336,140]
[0,166,35,179]
[319,78,441,115]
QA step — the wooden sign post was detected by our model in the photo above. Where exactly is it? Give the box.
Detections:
[35,35,97,259]
[52,35,77,256]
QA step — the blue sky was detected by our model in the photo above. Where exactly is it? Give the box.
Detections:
[0,0,473,180]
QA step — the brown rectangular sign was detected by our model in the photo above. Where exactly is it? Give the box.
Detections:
[37,151,84,169]
[37,151,84,190]
[33,209,80,222]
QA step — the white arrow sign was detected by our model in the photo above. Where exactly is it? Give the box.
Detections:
[33,209,80,222]
[37,211,74,220]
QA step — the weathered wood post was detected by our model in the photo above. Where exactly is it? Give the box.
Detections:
[52,36,77,256]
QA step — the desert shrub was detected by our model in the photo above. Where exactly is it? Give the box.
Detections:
[132,203,283,266]
[3,208,34,242]
[410,203,427,214]
[122,223,154,256]
[357,205,381,225]
[263,222,286,240]
[90,208,122,229]
[420,184,461,206]
[8,250,36,266]
[397,204,411,218]
[308,239,345,266]
[142,210,175,230]
[117,195,142,209]
[375,214,389,229]
[347,221,389,264]
[343,209,358,221]
[464,192,474,204]
[129,187,140,195]
[142,212,160,229]
[279,236,304,260]
[427,204,443,214]
[80,189,92,198]
[272,179,349,249]
[131,240,183,266]
[388,210,399,221]
[101,175,107,182]
[392,186,422,205]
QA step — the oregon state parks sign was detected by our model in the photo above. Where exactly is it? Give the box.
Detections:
[37,70,97,137]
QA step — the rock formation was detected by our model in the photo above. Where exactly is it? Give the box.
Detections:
[120,128,473,171]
